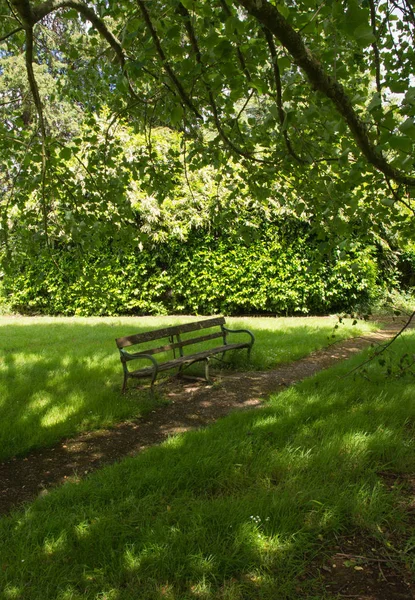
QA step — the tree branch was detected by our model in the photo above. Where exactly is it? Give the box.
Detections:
[368,0,382,97]
[0,25,23,41]
[11,0,142,103]
[24,26,47,138]
[0,95,23,107]
[24,22,49,244]
[343,311,415,378]
[385,178,415,216]
[136,0,202,119]
[263,27,307,164]
[31,0,126,67]
[218,0,251,81]
[236,0,415,187]
[176,1,271,163]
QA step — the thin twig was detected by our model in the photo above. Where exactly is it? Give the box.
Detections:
[136,0,202,119]
[263,27,307,164]
[0,25,23,41]
[342,312,415,378]
[334,552,393,563]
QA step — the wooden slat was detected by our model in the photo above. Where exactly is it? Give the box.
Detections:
[127,331,224,357]
[115,317,225,348]
[129,342,249,377]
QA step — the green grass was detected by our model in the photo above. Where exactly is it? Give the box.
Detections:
[1,331,414,600]
[0,315,376,461]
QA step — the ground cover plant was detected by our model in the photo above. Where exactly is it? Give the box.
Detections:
[0,315,377,462]
[1,330,414,600]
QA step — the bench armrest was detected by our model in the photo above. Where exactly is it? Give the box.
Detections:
[119,349,159,371]
[222,326,255,347]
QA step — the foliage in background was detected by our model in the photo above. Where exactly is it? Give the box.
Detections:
[1,0,415,304]
[1,115,407,317]
[3,217,384,316]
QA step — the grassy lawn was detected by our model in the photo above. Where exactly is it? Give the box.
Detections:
[0,315,377,461]
[1,330,414,599]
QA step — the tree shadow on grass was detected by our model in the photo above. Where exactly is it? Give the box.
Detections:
[1,344,414,599]
[0,317,371,461]
[0,321,170,461]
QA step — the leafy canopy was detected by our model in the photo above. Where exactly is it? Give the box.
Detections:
[0,0,414,255]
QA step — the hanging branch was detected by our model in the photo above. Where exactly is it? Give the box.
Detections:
[385,178,415,216]
[136,0,202,120]
[1,130,38,256]
[263,27,308,164]
[11,0,142,103]
[218,0,251,81]
[176,1,272,164]
[368,0,382,98]
[181,135,197,205]
[23,21,50,245]
[0,95,23,107]
[236,0,415,187]
[343,310,415,379]
[0,25,24,41]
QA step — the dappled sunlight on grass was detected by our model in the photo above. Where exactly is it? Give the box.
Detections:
[1,333,414,598]
[0,314,377,460]
[228,316,378,369]
[43,532,68,556]
[3,586,23,599]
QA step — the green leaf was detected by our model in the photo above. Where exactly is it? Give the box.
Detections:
[171,105,184,125]
[126,18,141,33]
[215,39,233,57]
[60,147,72,160]
[404,88,415,104]
[277,3,290,18]
[63,9,78,19]
[388,135,413,153]
[225,17,238,36]
[353,24,375,46]
[399,118,415,138]
[269,104,280,120]
[251,80,264,94]
[367,93,381,112]
[389,80,408,94]
[345,0,369,34]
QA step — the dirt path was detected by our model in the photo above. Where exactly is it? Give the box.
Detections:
[0,321,406,517]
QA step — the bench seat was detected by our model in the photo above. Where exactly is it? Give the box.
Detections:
[128,342,251,378]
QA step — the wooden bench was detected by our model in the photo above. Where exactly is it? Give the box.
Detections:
[115,317,255,393]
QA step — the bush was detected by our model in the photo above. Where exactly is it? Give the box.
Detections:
[4,219,381,316]
[398,248,415,289]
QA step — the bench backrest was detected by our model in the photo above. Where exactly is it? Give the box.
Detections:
[115,317,226,355]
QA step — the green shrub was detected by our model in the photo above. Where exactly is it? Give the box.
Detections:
[398,248,415,289]
[4,219,381,316]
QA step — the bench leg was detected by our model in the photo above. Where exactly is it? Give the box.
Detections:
[122,373,128,394]
[204,358,212,384]
[149,367,158,393]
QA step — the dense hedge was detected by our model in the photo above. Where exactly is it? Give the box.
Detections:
[4,221,380,316]
[398,249,415,289]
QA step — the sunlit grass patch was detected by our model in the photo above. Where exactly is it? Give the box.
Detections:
[0,315,376,460]
[0,331,414,599]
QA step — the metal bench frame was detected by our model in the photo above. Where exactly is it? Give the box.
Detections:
[115,317,254,393]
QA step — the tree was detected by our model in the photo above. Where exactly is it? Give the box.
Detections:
[1,0,414,254]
